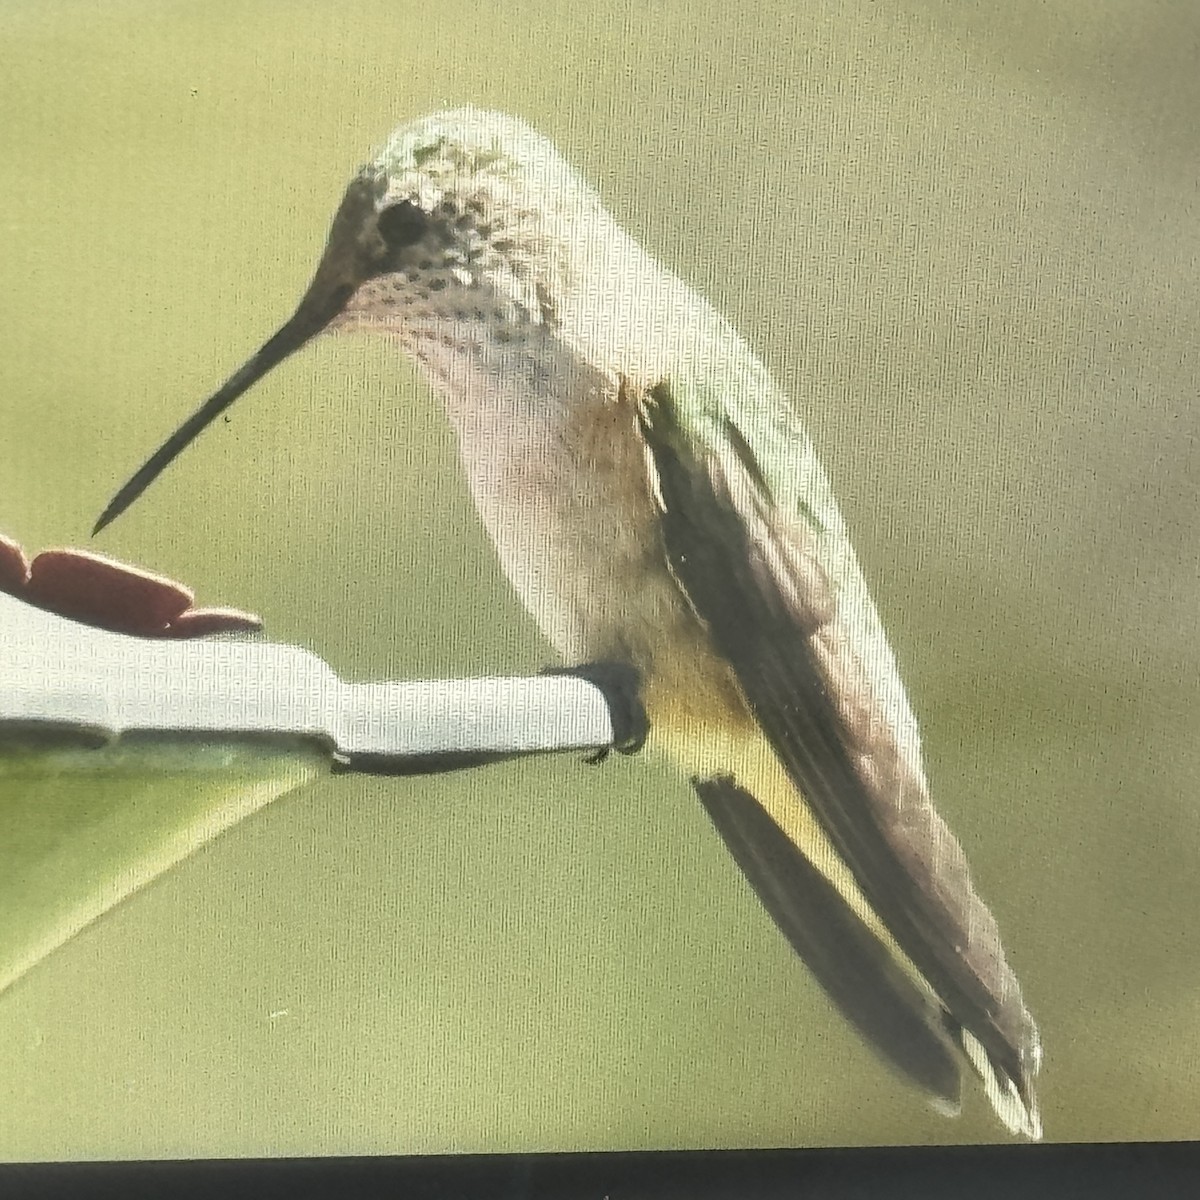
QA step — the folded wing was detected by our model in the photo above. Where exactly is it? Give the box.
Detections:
[636,376,1041,1138]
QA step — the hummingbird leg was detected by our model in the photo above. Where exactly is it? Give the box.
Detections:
[539,661,647,762]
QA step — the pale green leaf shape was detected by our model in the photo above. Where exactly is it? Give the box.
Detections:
[0,734,324,996]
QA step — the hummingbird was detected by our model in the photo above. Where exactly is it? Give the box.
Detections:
[94,108,1042,1138]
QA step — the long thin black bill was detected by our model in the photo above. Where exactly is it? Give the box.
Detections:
[92,171,387,537]
[92,294,350,537]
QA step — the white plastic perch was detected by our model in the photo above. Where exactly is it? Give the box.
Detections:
[0,589,635,771]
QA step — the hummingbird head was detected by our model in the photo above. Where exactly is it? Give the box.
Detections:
[340,109,589,343]
[94,109,594,534]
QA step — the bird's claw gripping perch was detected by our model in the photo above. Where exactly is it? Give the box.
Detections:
[540,661,648,762]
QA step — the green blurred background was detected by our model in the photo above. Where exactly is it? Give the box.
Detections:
[1,0,1198,1158]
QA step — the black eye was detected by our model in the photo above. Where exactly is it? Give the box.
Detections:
[378,200,429,249]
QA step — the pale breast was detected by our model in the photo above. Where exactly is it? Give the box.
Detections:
[409,323,700,670]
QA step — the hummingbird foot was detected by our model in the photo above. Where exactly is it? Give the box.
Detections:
[539,661,647,762]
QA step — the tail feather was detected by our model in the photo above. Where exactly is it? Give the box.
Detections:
[695,774,963,1108]
[694,771,1043,1139]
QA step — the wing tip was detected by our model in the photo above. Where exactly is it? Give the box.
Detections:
[960,1027,1043,1141]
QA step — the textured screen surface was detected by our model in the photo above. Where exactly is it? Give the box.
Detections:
[1,0,1197,1158]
